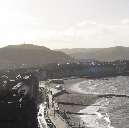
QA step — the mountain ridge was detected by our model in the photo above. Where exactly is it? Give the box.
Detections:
[0,44,75,69]
[55,46,129,61]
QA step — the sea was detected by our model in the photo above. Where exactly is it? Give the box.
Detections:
[72,76,129,128]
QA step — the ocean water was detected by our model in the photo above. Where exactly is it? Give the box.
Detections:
[73,76,129,128]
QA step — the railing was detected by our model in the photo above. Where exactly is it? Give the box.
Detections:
[55,110,71,128]
[55,110,86,128]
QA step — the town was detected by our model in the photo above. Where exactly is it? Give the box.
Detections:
[0,59,129,128]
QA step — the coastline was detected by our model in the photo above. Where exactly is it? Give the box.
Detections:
[62,78,114,128]
[54,78,98,127]
[64,78,99,94]
[64,78,86,93]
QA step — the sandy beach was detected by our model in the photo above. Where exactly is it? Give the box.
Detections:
[62,78,114,128]
[64,78,86,93]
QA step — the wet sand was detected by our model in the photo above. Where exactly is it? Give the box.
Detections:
[62,78,114,128]
[55,78,98,127]
[64,78,86,92]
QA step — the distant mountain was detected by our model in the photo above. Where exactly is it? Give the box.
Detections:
[55,46,129,61]
[0,44,74,69]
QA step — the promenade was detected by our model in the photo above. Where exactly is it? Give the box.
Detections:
[39,81,69,128]
[48,87,69,128]
[48,107,68,128]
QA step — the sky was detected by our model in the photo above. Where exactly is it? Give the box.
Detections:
[0,0,129,49]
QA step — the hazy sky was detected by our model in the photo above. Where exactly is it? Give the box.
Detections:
[0,0,129,49]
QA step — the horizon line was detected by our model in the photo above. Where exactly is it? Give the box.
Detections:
[0,43,129,50]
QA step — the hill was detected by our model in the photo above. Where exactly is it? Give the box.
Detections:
[56,46,129,61]
[0,44,74,69]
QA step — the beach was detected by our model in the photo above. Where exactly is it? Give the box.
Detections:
[61,77,129,128]
[63,78,113,128]
[63,78,93,95]
[55,78,99,127]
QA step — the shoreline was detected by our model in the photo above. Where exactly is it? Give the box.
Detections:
[62,78,114,128]
[64,78,86,93]
[54,78,98,127]
[64,78,99,94]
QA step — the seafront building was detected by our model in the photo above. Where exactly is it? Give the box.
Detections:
[40,59,129,78]
[80,61,127,76]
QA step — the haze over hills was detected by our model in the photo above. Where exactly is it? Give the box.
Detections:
[0,44,74,69]
[1,44,129,70]
[55,46,129,61]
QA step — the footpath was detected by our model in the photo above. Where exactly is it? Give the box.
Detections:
[48,107,68,128]
[48,88,69,128]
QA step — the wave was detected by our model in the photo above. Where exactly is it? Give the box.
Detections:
[79,99,114,128]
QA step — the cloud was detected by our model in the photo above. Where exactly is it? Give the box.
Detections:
[0,16,129,49]
[47,19,129,48]
[77,20,97,27]
[121,19,129,24]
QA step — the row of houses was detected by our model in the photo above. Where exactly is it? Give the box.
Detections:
[2,59,129,81]
[37,60,129,79]
[80,63,127,77]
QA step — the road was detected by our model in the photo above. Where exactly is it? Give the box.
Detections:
[38,104,48,128]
